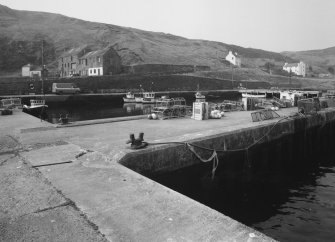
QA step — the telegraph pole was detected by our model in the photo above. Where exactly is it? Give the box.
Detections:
[41,40,44,95]
[231,63,234,89]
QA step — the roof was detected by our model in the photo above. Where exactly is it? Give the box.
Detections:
[80,47,111,59]
[284,63,299,68]
[227,50,240,57]
[61,45,90,57]
[22,64,41,71]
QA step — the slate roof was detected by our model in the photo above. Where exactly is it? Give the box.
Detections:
[284,63,299,68]
[80,47,111,59]
[61,45,90,57]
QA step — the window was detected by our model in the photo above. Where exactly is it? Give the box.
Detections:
[98,57,101,62]
[94,69,96,74]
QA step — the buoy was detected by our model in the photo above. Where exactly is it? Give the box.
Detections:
[148,114,153,119]
[152,113,157,119]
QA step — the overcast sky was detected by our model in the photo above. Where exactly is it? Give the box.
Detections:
[1,0,335,52]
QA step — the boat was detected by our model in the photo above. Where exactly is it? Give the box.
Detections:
[123,92,136,103]
[195,91,206,102]
[142,92,156,104]
[241,90,266,98]
[0,98,22,109]
[23,99,48,118]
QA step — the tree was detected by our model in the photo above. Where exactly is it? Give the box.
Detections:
[328,66,334,75]
[264,62,275,74]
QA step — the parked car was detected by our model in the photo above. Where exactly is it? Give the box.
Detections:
[52,83,80,94]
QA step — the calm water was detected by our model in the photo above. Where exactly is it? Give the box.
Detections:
[44,91,335,241]
[149,163,335,242]
[46,91,240,123]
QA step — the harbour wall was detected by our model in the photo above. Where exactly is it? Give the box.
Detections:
[120,109,335,179]
[0,74,270,95]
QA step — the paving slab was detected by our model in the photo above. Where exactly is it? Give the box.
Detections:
[0,155,67,218]
[22,148,274,241]
[0,205,108,242]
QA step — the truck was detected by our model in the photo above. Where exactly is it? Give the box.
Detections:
[52,83,80,94]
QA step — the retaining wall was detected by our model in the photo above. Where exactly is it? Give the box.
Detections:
[120,109,335,177]
[0,74,270,95]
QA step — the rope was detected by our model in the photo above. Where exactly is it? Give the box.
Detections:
[187,143,219,180]
[145,112,303,179]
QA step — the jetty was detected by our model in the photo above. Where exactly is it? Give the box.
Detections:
[2,104,335,241]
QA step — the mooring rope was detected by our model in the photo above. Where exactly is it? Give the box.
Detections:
[186,143,219,180]
[146,113,305,179]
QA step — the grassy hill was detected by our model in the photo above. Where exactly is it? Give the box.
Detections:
[282,47,335,75]
[0,4,294,74]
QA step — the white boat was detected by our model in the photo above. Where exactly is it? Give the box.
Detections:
[142,92,156,104]
[0,98,21,109]
[195,91,206,102]
[123,92,136,103]
[241,90,266,98]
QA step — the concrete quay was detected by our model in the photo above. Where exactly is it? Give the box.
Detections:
[4,106,334,241]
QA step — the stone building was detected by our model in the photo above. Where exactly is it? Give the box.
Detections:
[78,47,122,76]
[58,45,91,77]
[283,61,306,77]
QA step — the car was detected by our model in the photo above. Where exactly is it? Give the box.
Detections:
[52,83,80,94]
[70,73,80,77]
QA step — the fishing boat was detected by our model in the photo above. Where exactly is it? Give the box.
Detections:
[0,98,22,109]
[195,91,206,102]
[23,99,48,118]
[142,92,156,104]
[240,90,266,98]
[123,92,136,103]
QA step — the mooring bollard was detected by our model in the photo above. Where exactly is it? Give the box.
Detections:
[126,132,147,149]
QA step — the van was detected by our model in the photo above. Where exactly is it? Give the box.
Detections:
[52,83,80,94]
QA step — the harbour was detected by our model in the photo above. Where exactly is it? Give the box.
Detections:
[2,92,335,241]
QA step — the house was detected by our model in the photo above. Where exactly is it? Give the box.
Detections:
[283,61,306,77]
[22,64,42,77]
[58,45,91,77]
[225,51,241,67]
[78,47,122,76]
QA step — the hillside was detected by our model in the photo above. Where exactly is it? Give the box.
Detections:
[282,47,335,75]
[0,4,294,73]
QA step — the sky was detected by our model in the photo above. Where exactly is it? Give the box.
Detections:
[1,0,335,52]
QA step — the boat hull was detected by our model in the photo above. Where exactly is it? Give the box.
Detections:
[142,98,156,104]
[135,97,144,103]
[23,105,48,119]
[242,94,266,98]
[123,97,136,103]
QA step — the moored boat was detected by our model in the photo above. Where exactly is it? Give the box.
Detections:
[123,92,136,103]
[241,90,266,98]
[142,92,156,104]
[23,99,48,118]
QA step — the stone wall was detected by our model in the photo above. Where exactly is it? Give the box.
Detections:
[123,64,210,74]
[0,74,270,95]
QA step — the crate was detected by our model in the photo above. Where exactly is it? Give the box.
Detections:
[297,98,321,114]
[251,109,280,122]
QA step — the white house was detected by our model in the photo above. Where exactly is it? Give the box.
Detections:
[22,64,32,77]
[283,61,306,77]
[22,64,42,77]
[225,51,241,67]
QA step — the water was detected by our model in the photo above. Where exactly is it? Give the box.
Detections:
[46,91,240,123]
[44,91,335,241]
[149,160,335,242]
